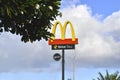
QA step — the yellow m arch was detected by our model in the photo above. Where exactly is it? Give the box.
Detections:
[51,21,76,41]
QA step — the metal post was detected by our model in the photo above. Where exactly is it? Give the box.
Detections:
[62,49,65,80]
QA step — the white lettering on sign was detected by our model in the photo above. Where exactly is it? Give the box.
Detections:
[67,45,72,48]
[58,45,66,48]
[52,44,75,50]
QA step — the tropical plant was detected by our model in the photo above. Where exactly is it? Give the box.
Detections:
[93,70,120,80]
[0,0,61,42]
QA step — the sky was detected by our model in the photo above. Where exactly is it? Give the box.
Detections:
[0,0,120,80]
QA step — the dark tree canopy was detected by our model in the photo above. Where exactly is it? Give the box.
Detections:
[0,0,61,42]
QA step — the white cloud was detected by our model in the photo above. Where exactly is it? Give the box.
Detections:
[57,5,120,68]
[103,10,120,32]
[0,4,120,73]
[0,32,54,72]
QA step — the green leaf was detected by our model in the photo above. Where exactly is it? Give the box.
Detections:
[93,70,120,80]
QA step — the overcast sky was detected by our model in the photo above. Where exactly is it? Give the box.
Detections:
[0,0,120,80]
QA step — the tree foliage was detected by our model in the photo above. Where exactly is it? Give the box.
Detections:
[0,0,61,42]
[93,70,120,80]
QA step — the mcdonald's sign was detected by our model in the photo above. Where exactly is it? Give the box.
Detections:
[48,21,78,45]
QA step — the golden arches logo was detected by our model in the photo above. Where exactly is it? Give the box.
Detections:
[48,21,78,45]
